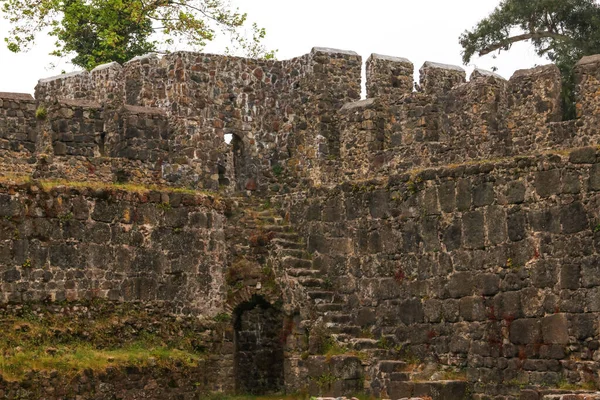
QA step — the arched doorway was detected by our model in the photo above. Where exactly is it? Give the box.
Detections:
[233,295,284,395]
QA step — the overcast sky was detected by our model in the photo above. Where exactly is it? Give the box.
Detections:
[0,0,545,95]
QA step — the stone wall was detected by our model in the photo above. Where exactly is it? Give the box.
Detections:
[335,56,600,184]
[278,146,600,395]
[0,181,226,315]
[6,49,600,398]
[0,301,234,399]
[15,50,600,194]
[32,48,362,191]
[0,92,37,154]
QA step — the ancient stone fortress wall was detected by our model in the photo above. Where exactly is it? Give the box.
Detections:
[282,146,600,398]
[336,54,600,184]
[0,181,226,315]
[3,49,600,399]
[30,48,362,192]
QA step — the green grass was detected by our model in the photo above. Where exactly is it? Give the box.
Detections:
[201,395,311,400]
[0,342,200,382]
[0,173,219,198]
[200,395,383,400]
[0,302,206,382]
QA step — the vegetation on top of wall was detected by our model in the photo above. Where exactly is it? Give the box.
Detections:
[0,174,221,200]
[0,301,208,382]
[201,395,314,400]
[460,0,600,120]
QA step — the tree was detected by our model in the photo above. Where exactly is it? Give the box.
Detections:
[459,0,600,119]
[2,0,275,70]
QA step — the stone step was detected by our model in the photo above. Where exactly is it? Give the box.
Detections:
[323,313,354,324]
[256,215,276,224]
[297,277,326,287]
[364,348,395,358]
[349,338,380,350]
[315,303,346,312]
[257,210,277,217]
[273,231,301,241]
[278,248,308,258]
[388,372,411,382]
[326,323,361,336]
[387,380,469,400]
[331,333,353,343]
[281,256,312,269]
[378,360,408,373]
[261,224,289,233]
[271,238,305,250]
[542,392,600,400]
[287,268,320,278]
[307,290,335,302]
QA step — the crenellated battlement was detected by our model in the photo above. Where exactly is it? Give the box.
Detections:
[3,48,600,191]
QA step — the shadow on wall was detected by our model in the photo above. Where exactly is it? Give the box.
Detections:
[222,132,255,192]
[233,295,284,395]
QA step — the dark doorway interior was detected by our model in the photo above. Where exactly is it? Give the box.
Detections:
[233,295,284,395]
[230,133,246,191]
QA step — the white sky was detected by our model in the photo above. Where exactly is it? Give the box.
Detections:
[0,0,546,95]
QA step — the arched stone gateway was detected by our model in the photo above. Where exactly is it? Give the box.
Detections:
[233,295,285,395]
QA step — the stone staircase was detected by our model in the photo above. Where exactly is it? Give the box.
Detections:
[367,359,469,400]
[226,196,469,400]
[225,196,335,311]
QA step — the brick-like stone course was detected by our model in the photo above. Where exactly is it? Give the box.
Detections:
[277,147,600,395]
[0,181,226,315]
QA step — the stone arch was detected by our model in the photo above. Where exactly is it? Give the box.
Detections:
[233,294,284,395]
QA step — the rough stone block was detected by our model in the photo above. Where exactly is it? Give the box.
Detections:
[510,318,542,345]
[447,272,474,298]
[541,313,569,344]
[560,202,588,233]
[535,170,561,198]
[463,210,485,249]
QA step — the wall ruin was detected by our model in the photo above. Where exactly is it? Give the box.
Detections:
[2,49,600,399]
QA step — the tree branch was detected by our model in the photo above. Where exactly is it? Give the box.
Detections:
[478,31,572,56]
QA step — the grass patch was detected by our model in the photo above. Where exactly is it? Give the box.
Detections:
[556,379,598,391]
[201,395,311,400]
[0,302,207,382]
[0,342,200,382]
[0,174,219,198]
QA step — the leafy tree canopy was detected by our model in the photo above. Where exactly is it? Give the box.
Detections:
[2,0,275,70]
[460,0,600,67]
[460,0,600,119]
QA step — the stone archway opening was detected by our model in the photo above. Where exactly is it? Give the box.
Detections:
[233,295,284,395]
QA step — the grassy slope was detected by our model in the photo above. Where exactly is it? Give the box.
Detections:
[0,302,206,381]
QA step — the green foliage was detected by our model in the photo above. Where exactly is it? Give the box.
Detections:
[35,106,47,120]
[213,313,232,323]
[157,202,172,211]
[0,302,206,382]
[2,0,276,70]
[58,212,74,223]
[556,378,598,391]
[313,372,337,391]
[459,0,600,120]
[377,336,391,350]
[272,164,284,177]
